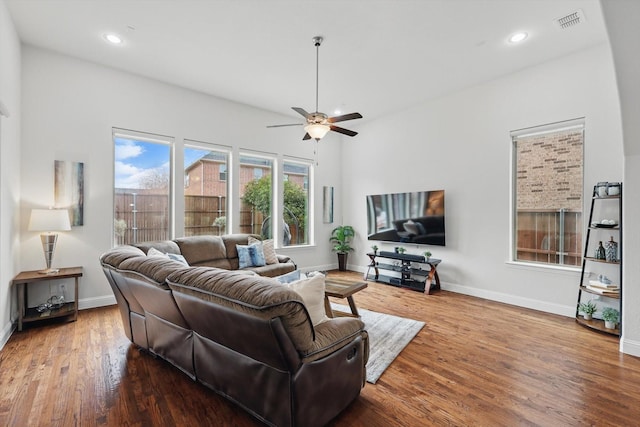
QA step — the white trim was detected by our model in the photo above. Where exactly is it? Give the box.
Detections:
[0,319,15,351]
[78,294,117,310]
[620,337,640,357]
[510,117,585,138]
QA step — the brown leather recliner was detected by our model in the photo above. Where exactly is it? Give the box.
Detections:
[100,238,368,427]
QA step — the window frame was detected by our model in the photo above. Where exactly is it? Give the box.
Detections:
[183,140,231,237]
[112,128,174,245]
[282,156,314,247]
[510,118,585,270]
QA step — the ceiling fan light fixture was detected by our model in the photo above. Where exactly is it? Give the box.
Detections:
[304,123,330,140]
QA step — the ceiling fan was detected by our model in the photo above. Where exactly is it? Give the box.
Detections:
[267,36,362,141]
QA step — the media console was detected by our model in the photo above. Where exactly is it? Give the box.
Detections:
[365,251,441,294]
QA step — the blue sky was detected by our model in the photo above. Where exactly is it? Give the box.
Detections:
[114,138,209,188]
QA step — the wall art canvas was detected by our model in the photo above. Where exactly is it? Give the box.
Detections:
[323,186,334,223]
[55,160,84,226]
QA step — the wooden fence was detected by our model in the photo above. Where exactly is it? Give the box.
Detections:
[114,192,304,245]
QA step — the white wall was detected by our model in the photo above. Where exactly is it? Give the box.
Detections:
[0,0,22,348]
[19,46,343,308]
[343,44,623,317]
[601,0,640,357]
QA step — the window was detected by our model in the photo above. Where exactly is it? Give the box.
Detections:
[184,142,229,236]
[240,154,273,239]
[283,160,311,246]
[219,164,227,182]
[113,129,172,245]
[512,119,584,267]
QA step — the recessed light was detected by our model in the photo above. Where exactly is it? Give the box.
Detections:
[103,33,123,45]
[508,32,528,44]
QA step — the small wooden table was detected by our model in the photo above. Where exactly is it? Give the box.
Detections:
[324,278,368,318]
[12,267,83,331]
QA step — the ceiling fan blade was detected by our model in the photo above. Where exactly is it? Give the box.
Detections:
[328,112,363,123]
[330,125,358,137]
[266,123,303,128]
[292,107,310,118]
[302,133,312,140]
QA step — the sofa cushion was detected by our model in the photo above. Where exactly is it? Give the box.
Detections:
[248,236,278,264]
[174,235,227,265]
[135,240,181,255]
[283,274,329,326]
[167,267,315,353]
[245,262,296,278]
[100,246,145,268]
[119,256,190,288]
[237,242,266,268]
[222,234,260,259]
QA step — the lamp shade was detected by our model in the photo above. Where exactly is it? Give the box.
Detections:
[28,209,71,232]
[304,123,330,140]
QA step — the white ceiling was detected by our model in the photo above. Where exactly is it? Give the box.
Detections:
[6,0,608,122]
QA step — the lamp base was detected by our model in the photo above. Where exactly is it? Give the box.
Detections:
[38,268,60,275]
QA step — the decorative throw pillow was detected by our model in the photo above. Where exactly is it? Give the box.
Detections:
[274,269,302,284]
[403,220,419,235]
[284,273,329,326]
[167,253,189,266]
[237,242,266,269]
[248,236,278,264]
[147,247,168,258]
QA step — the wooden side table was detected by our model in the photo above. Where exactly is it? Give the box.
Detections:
[12,267,83,331]
[324,278,368,318]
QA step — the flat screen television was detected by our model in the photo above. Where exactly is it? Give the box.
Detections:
[366,190,445,246]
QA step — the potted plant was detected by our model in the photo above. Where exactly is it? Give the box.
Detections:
[601,307,620,329]
[330,225,355,271]
[396,247,406,254]
[423,251,432,261]
[371,244,378,255]
[578,300,597,320]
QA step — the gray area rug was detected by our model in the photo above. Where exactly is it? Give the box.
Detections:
[332,304,425,384]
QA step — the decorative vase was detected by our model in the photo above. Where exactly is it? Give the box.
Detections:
[595,241,606,260]
[605,236,618,262]
[337,253,348,271]
[604,320,616,329]
[583,314,592,320]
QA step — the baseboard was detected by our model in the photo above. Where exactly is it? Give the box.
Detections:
[349,263,575,317]
[79,294,117,310]
[0,319,16,351]
[620,337,640,357]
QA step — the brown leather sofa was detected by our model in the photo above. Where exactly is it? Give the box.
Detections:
[133,234,297,277]
[100,235,369,427]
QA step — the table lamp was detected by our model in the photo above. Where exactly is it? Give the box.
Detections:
[28,208,71,274]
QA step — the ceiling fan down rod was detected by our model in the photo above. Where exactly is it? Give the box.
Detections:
[313,36,322,113]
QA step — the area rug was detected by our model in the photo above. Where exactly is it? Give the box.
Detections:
[332,304,425,384]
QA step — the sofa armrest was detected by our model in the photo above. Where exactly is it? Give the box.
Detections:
[277,254,293,264]
[301,317,367,363]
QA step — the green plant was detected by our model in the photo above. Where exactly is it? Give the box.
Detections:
[397,247,406,254]
[601,307,620,323]
[212,216,226,229]
[371,245,378,253]
[423,251,432,259]
[330,225,355,254]
[578,300,597,315]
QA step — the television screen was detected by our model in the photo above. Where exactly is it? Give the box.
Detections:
[366,190,445,246]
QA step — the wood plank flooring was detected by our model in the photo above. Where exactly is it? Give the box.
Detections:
[2,270,640,426]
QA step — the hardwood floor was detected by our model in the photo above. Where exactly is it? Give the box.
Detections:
[2,270,640,426]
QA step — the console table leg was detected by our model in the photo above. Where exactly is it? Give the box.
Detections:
[425,266,441,295]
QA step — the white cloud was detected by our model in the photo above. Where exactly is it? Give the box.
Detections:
[115,141,144,160]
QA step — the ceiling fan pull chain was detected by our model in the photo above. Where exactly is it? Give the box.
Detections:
[315,140,319,166]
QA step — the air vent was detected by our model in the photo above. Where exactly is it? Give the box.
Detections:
[555,9,585,29]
